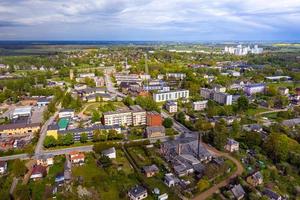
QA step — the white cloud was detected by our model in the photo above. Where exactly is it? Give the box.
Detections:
[0,0,299,40]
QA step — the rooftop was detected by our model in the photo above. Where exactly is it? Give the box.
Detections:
[128,185,147,198]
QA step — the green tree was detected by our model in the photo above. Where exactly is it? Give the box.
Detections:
[197,179,210,192]
[163,118,173,128]
[213,120,228,150]
[80,133,88,143]
[65,133,74,145]
[44,136,57,148]
[245,131,262,147]
[123,96,134,106]
[237,96,249,111]
[92,110,101,122]
[98,155,112,168]
[12,159,27,177]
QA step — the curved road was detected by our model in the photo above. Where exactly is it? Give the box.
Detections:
[193,143,244,200]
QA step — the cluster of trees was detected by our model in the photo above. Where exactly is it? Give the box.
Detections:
[44,134,75,148]
[92,129,124,142]
[264,132,300,166]
[61,92,82,111]
[134,96,160,112]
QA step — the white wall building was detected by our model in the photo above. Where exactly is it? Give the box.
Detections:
[102,110,133,126]
[165,101,178,113]
[192,100,208,111]
[153,90,189,102]
[130,105,146,126]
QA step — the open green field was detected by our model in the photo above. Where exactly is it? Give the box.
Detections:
[267,81,300,89]
[82,101,125,115]
[72,151,140,200]
[246,107,270,116]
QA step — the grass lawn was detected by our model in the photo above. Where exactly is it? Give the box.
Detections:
[267,81,300,89]
[72,152,140,200]
[82,101,125,115]
[246,107,269,116]
[127,146,152,168]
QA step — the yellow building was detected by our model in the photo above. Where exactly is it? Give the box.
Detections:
[0,123,40,136]
[46,125,58,139]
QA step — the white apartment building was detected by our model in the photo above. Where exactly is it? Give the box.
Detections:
[130,105,146,126]
[192,100,208,111]
[166,73,186,80]
[102,110,133,126]
[213,92,232,105]
[165,101,178,113]
[153,90,189,102]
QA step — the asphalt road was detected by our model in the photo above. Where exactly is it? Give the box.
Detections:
[0,153,30,161]
[104,73,127,97]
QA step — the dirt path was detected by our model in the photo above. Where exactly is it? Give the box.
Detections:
[193,143,244,200]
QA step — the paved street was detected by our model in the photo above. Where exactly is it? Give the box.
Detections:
[0,153,29,161]
[104,73,127,97]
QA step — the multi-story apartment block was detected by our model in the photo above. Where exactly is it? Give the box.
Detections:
[102,110,133,126]
[213,92,232,105]
[200,88,232,105]
[130,105,146,126]
[166,73,186,80]
[244,83,265,95]
[165,101,178,113]
[102,106,147,127]
[192,100,208,111]
[153,90,189,102]
[200,88,213,99]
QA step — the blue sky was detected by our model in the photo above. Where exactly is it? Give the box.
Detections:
[0,0,300,41]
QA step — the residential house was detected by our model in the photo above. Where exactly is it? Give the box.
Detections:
[262,189,282,200]
[128,185,148,200]
[247,171,263,187]
[145,126,165,138]
[30,165,47,180]
[142,164,159,177]
[55,172,65,186]
[69,151,85,165]
[165,101,178,113]
[0,161,7,174]
[74,84,87,91]
[278,87,289,96]
[102,147,116,159]
[36,154,54,167]
[224,138,239,152]
[231,184,245,200]
[164,173,179,187]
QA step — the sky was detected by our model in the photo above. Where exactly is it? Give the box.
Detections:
[0,0,300,41]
